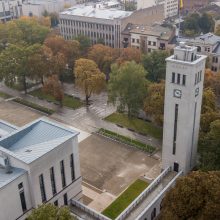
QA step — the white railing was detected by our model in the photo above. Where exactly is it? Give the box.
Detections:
[71,199,111,220]
[136,170,183,220]
[115,166,172,220]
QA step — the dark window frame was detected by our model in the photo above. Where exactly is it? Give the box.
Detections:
[39,174,47,203]
[50,167,57,195]
[60,160,66,188]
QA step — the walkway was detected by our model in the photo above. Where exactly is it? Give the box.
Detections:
[0,83,161,149]
[125,171,177,220]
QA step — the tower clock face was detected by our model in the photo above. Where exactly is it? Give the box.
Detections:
[173,89,182,98]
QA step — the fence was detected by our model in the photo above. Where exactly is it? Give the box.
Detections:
[71,199,111,220]
[115,166,171,220]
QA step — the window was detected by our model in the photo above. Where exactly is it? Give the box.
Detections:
[39,174,46,203]
[151,208,156,220]
[132,38,135,43]
[182,75,186,86]
[148,41,151,45]
[18,183,27,212]
[70,154,75,181]
[173,104,179,155]
[60,160,66,188]
[50,167,57,195]
[54,200,58,206]
[148,48,151,53]
[153,41,156,46]
[137,39,140,44]
[172,72,175,83]
[64,193,68,205]
[177,74,180,84]
[19,191,27,212]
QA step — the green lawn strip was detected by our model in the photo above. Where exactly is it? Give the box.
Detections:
[29,89,83,109]
[13,98,55,115]
[102,179,149,219]
[105,112,162,140]
[0,91,12,99]
[98,128,155,153]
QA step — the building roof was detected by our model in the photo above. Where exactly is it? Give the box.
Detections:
[0,166,26,189]
[178,33,220,45]
[0,118,78,164]
[0,120,17,138]
[60,4,132,20]
[123,23,174,41]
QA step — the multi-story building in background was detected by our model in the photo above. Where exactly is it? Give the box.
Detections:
[59,3,164,48]
[0,118,82,220]
[0,0,22,22]
[179,33,220,73]
[137,0,179,18]
[122,23,175,52]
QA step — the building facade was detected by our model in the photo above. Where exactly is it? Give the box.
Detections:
[0,0,22,22]
[162,43,206,173]
[179,33,220,73]
[0,118,82,220]
[59,4,132,48]
[122,23,175,52]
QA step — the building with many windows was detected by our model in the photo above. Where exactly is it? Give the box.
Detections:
[122,23,175,52]
[178,33,220,73]
[59,3,133,48]
[0,118,82,220]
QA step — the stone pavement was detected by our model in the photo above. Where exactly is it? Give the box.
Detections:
[0,82,161,149]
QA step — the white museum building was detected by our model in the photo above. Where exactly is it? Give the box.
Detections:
[0,118,82,220]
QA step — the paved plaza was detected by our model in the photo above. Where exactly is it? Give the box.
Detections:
[79,134,160,196]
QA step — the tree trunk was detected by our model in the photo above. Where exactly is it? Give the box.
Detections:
[86,95,89,106]
[41,75,44,85]
[23,75,27,94]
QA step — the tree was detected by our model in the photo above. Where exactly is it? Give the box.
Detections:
[108,61,147,117]
[144,81,165,125]
[124,1,136,11]
[28,203,75,220]
[116,47,141,64]
[198,13,214,34]
[142,50,169,82]
[159,171,220,220]
[88,44,114,75]
[44,35,80,71]
[27,45,53,84]
[0,43,41,93]
[183,13,200,36]
[43,75,64,106]
[50,12,59,27]
[74,35,91,56]
[199,120,220,171]
[74,58,105,105]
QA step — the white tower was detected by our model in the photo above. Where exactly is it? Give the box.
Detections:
[162,43,207,174]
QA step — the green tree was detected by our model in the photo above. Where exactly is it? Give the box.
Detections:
[142,50,169,82]
[124,2,136,11]
[183,13,200,36]
[198,13,215,34]
[108,61,147,117]
[74,58,106,105]
[215,24,220,36]
[0,43,41,93]
[199,120,220,171]
[28,203,75,220]
[159,171,220,220]
[144,81,165,126]
[74,35,91,56]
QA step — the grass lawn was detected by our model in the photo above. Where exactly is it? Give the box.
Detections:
[105,112,163,140]
[102,179,148,219]
[98,128,155,153]
[13,98,55,115]
[29,89,83,109]
[0,91,12,99]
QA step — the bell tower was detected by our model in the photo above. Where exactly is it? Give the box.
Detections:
[162,43,207,174]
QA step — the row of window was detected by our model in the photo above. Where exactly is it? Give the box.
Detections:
[172,72,186,86]
[195,71,202,85]
[148,41,157,46]
[212,57,218,63]
[211,66,218,72]
[39,153,75,203]
[60,19,115,32]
